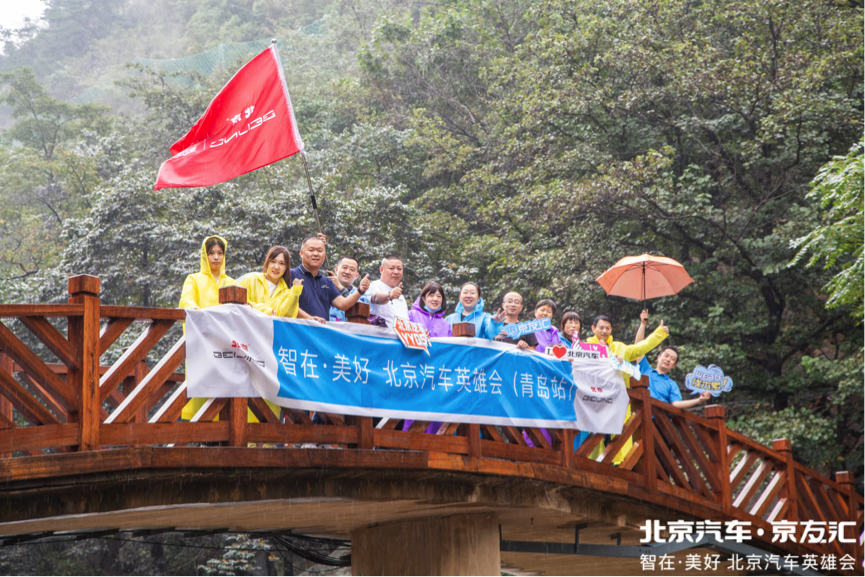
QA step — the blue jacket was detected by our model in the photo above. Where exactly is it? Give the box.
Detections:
[444,298,504,340]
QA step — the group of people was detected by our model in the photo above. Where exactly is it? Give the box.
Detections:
[179,235,713,424]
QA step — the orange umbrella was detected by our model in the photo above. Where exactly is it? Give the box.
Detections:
[596,254,694,308]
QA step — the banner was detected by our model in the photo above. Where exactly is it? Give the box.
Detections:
[154,44,304,190]
[186,305,628,431]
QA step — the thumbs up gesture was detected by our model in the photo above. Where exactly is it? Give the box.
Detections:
[659,320,669,335]
[390,282,403,300]
[359,274,371,293]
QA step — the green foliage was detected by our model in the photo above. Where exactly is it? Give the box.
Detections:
[791,138,865,319]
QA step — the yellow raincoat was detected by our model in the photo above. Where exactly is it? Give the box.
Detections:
[179,237,277,422]
[586,325,669,464]
[238,272,303,318]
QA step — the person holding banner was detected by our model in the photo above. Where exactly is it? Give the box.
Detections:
[560,311,582,348]
[367,255,411,329]
[494,292,538,350]
[408,283,452,337]
[291,236,369,323]
[445,282,505,340]
[239,246,304,317]
[532,300,563,353]
[179,236,265,422]
[584,314,670,463]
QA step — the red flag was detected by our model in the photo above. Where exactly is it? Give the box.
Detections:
[154,45,304,190]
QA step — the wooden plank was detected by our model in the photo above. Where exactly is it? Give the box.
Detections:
[653,427,690,489]
[0,304,84,318]
[481,424,504,443]
[105,338,185,424]
[0,447,151,482]
[375,417,400,430]
[600,412,642,465]
[727,442,743,462]
[810,479,841,523]
[767,497,790,523]
[369,428,465,453]
[17,373,68,422]
[284,409,312,425]
[654,411,712,497]
[246,423,358,445]
[249,398,279,424]
[733,460,774,509]
[19,317,79,370]
[99,320,175,402]
[463,423,481,459]
[320,413,346,427]
[74,290,102,451]
[750,470,786,518]
[146,382,177,413]
[437,422,460,436]
[227,398,247,447]
[99,318,134,356]
[358,417,374,449]
[100,306,185,320]
[688,420,720,463]
[827,485,851,519]
[407,420,431,434]
[796,472,828,524]
[619,440,644,471]
[479,438,562,466]
[731,452,759,490]
[0,321,77,410]
[0,424,79,453]
[574,433,605,459]
[524,427,551,450]
[500,425,529,446]
[0,367,61,426]
[150,384,187,423]
[101,422,227,446]
[556,428,575,469]
[677,417,721,490]
[192,398,227,423]
[0,410,13,429]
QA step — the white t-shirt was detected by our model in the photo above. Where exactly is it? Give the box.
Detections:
[368,279,409,329]
[267,279,278,297]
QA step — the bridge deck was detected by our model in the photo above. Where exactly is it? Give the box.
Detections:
[0,276,860,575]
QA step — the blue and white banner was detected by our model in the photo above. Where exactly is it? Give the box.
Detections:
[186,305,628,431]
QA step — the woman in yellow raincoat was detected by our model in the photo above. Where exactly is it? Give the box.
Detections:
[179,236,276,423]
[238,246,304,318]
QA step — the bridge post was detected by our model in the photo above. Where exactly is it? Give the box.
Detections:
[835,471,861,569]
[351,513,500,575]
[0,353,12,458]
[706,405,732,514]
[219,286,249,447]
[631,375,655,493]
[68,275,101,451]
[772,438,798,524]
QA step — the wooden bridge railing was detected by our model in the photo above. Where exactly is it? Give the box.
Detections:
[0,275,861,569]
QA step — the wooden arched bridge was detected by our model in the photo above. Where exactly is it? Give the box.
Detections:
[0,276,861,575]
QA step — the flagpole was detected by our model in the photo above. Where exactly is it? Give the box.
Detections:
[300,151,330,271]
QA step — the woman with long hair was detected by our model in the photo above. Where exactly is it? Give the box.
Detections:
[239,246,303,317]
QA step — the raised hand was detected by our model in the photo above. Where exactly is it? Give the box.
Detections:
[659,320,669,335]
[292,278,304,286]
[492,307,506,322]
[316,232,327,245]
[359,274,371,293]
[640,309,649,324]
[517,339,529,350]
[326,269,343,290]
[699,391,712,402]
[390,282,403,300]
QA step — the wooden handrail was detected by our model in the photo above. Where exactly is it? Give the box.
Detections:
[0,276,860,569]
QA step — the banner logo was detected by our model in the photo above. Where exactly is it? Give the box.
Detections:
[685,365,733,397]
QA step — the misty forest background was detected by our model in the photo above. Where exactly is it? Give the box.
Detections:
[0,0,861,573]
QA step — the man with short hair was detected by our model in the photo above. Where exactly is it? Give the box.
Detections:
[640,346,712,409]
[328,256,369,322]
[494,292,538,350]
[291,235,370,323]
[367,255,410,328]
[585,314,670,464]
